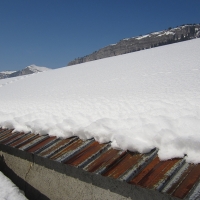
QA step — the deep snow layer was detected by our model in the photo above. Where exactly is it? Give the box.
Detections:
[0,39,200,163]
[0,171,27,200]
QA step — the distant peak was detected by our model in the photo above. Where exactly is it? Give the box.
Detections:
[25,65,51,72]
[26,64,37,68]
[0,65,52,79]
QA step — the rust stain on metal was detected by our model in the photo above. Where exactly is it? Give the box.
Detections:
[0,129,13,141]
[146,158,181,189]
[19,135,49,151]
[85,148,124,174]
[1,132,25,145]
[129,156,180,189]
[129,156,161,185]
[164,164,194,195]
[16,135,41,149]
[172,164,200,199]
[27,136,57,153]
[0,129,11,135]
[38,137,77,158]
[2,133,25,145]
[0,132,17,143]
[65,141,107,167]
[50,139,85,161]
[9,133,37,148]
[102,151,143,179]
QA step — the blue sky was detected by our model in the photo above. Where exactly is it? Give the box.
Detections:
[0,0,200,71]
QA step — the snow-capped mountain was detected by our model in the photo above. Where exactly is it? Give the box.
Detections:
[0,65,51,79]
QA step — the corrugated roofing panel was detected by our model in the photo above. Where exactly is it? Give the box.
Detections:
[9,133,37,148]
[27,136,57,154]
[38,137,78,158]
[19,135,49,151]
[171,164,200,199]
[129,157,184,189]
[50,138,94,163]
[0,129,13,141]
[84,148,125,174]
[2,132,25,145]
[0,132,18,143]
[65,141,109,168]
[102,152,144,179]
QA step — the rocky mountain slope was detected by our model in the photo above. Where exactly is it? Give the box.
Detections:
[0,71,16,79]
[68,24,200,66]
[0,65,51,79]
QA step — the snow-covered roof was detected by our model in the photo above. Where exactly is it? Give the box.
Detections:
[0,39,200,163]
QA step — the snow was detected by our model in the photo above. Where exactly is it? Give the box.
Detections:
[150,31,162,35]
[157,31,175,37]
[0,75,33,88]
[0,39,200,163]
[26,64,51,73]
[0,171,27,200]
[135,34,149,40]
[0,71,16,75]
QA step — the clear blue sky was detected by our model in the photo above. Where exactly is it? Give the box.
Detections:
[0,0,200,71]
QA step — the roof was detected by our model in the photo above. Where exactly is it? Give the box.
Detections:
[0,128,200,200]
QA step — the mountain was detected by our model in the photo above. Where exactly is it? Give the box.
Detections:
[68,24,200,66]
[0,65,51,79]
[0,71,16,79]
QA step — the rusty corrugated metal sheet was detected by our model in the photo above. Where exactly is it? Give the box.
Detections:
[9,133,38,148]
[0,129,14,141]
[2,132,25,145]
[0,128,200,199]
[27,136,57,153]
[65,141,109,168]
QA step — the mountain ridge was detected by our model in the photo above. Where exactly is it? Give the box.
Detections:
[68,24,200,66]
[0,65,51,79]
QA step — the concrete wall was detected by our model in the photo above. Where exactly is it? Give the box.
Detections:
[0,145,178,200]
